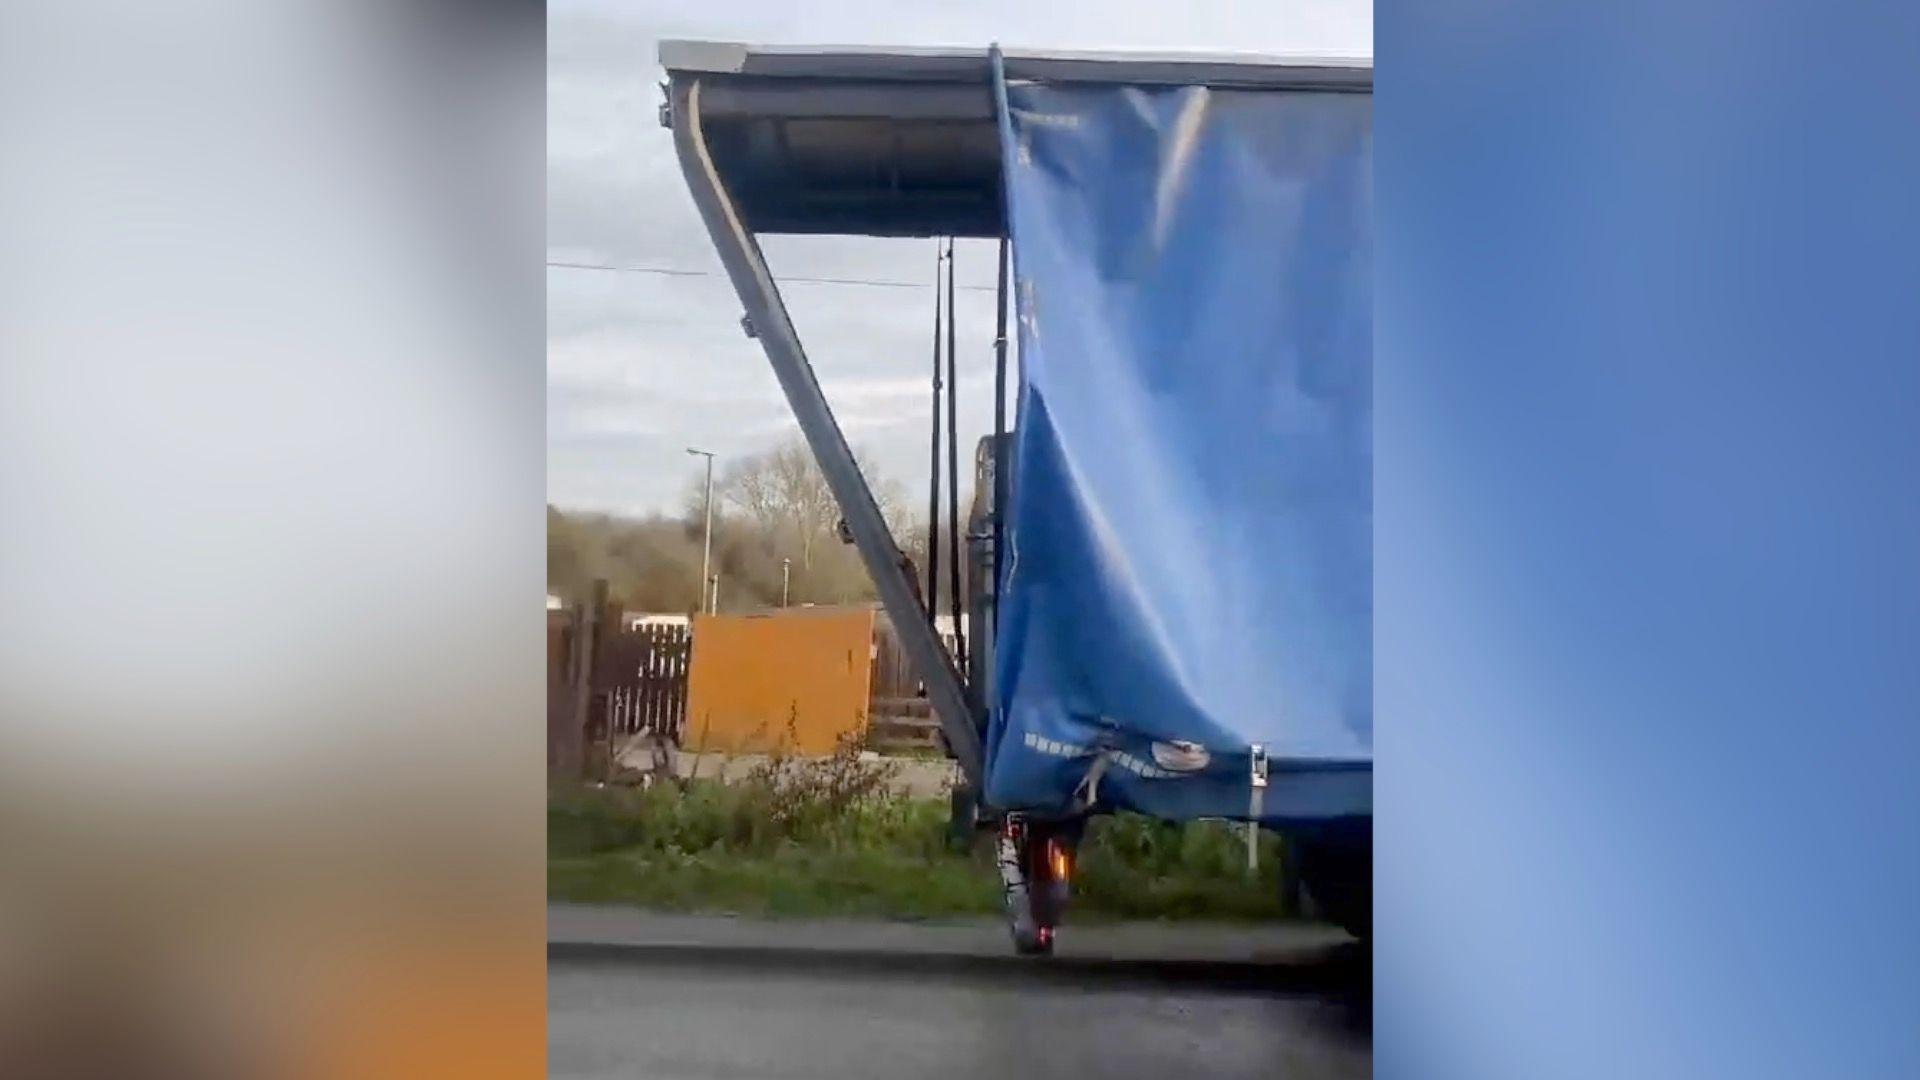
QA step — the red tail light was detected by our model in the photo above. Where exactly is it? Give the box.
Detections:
[1047,841,1071,882]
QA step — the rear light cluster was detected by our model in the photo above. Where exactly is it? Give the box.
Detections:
[1046,841,1071,882]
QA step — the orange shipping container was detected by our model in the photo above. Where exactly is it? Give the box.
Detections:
[682,606,876,754]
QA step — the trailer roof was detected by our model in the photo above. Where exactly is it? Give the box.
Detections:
[660,40,1371,90]
[658,40,1371,238]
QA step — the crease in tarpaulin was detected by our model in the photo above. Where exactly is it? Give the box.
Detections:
[1150,87,1211,253]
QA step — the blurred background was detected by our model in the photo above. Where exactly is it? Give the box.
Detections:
[0,4,544,1077]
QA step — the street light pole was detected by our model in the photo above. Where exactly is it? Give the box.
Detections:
[686,447,716,614]
[781,558,791,606]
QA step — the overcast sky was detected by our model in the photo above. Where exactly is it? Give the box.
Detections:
[547,0,1371,516]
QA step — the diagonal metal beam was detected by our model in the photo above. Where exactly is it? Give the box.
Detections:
[665,76,985,785]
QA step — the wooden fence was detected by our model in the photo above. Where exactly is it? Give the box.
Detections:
[593,622,692,743]
[868,612,955,754]
[549,583,693,778]
[870,611,958,699]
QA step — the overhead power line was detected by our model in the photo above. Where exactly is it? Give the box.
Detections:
[547,259,998,292]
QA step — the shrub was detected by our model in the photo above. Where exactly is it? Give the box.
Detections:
[549,730,929,859]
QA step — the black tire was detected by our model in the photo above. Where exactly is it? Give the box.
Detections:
[1299,840,1372,939]
[1012,926,1053,956]
[1005,889,1053,956]
[1305,875,1371,939]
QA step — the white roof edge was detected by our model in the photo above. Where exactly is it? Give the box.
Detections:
[657,39,1372,84]
[658,40,752,73]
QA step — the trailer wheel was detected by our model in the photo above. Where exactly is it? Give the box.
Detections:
[1298,839,1372,939]
[997,816,1062,956]
[1003,866,1053,956]
[1010,903,1054,956]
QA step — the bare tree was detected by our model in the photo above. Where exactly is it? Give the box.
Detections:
[548,431,940,618]
[722,435,910,574]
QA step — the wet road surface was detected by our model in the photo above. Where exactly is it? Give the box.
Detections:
[548,908,1369,1079]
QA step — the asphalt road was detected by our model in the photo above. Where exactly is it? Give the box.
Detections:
[548,907,1370,1079]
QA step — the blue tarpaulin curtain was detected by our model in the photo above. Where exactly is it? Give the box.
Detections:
[986,76,1372,823]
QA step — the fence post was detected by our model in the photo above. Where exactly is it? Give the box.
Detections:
[596,585,624,781]
[563,579,608,779]
[546,608,573,779]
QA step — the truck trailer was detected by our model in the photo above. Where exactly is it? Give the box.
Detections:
[658,40,1372,950]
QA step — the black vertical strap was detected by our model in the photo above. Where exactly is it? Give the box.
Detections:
[926,239,943,628]
[992,234,1010,596]
[946,237,967,676]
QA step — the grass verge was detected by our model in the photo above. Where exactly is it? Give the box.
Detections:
[550,746,1293,921]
